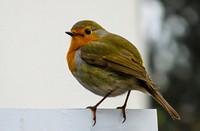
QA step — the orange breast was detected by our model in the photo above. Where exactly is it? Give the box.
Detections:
[67,33,99,73]
[67,50,76,73]
[67,37,86,73]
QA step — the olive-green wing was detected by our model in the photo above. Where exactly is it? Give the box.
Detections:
[80,34,155,86]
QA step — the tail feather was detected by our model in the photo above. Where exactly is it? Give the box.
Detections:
[139,72,180,120]
[150,88,181,120]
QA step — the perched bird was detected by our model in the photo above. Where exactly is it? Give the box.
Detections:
[66,20,180,126]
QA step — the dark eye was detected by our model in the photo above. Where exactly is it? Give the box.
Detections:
[85,29,91,35]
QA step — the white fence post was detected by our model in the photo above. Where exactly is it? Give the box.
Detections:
[0,109,158,131]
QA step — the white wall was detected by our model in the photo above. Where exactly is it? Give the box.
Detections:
[0,0,149,109]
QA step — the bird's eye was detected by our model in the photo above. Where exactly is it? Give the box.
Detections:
[85,29,91,35]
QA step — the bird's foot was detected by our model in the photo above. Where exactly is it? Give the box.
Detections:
[87,106,97,126]
[117,105,127,123]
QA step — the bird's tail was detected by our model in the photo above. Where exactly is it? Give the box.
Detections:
[148,85,181,120]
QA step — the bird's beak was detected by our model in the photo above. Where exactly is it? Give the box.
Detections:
[65,31,84,37]
[65,31,74,36]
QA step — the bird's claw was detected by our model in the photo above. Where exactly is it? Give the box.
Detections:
[117,106,127,123]
[87,106,97,126]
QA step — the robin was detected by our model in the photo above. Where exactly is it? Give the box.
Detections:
[65,20,180,126]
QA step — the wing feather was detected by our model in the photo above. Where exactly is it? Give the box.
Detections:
[80,34,156,87]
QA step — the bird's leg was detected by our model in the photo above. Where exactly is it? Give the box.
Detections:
[117,90,131,123]
[87,89,114,126]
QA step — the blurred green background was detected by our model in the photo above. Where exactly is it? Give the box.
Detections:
[145,0,200,130]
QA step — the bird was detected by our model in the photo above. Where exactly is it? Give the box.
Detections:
[65,20,181,126]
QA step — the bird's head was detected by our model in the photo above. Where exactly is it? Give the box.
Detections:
[66,20,108,50]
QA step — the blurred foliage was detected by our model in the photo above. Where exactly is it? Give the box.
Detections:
[148,0,200,130]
